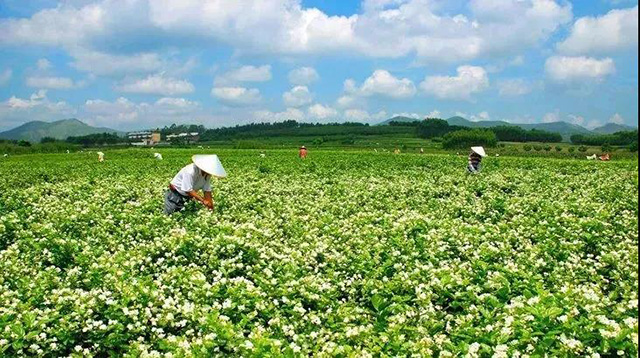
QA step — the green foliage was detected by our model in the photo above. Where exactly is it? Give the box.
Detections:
[568,147,576,153]
[630,141,638,152]
[571,130,638,146]
[416,118,461,139]
[578,146,588,152]
[601,144,613,152]
[0,149,636,357]
[555,146,562,152]
[492,126,562,143]
[533,145,543,151]
[158,123,206,136]
[40,136,58,144]
[442,129,497,149]
[17,140,31,147]
[199,120,407,142]
[66,132,125,146]
[523,145,532,152]
[544,145,552,151]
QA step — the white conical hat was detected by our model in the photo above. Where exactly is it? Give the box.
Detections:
[192,154,227,178]
[471,146,487,157]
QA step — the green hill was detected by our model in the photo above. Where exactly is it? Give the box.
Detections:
[0,119,122,142]
[592,123,637,134]
[445,116,513,128]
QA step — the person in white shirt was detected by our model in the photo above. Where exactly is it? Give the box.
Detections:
[165,155,227,215]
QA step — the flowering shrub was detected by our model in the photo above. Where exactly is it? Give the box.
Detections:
[0,149,637,357]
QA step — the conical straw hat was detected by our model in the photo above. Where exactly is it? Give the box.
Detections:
[471,146,487,157]
[192,154,227,178]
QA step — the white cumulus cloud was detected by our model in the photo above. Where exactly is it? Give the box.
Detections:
[283,86,313,107]
[557,6,638,55]
[288,67,319,85]
[26,76,78,90]
[308,103,338,120]
[542,111,560,123]
[0,90,75,130]
[36,58,52,71]
[215,65,272,85]
[545,56,616,82]
[609,113,625,124]
[349,70,416,99]
[343,109,387,122]
[253,107,305,122]
[497,79,532,97]
[211,86,262,106]
[0,0,573,66]
[70,50,165,76]
[420,65,489,100]
[117,73,195,95]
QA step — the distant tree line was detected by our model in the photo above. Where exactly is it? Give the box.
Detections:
[570,130,638,146]
[416,119,562,143]
[198,120,410,141]
[158,124,206,136]
[442,129,498,149]
[66,133,126,146]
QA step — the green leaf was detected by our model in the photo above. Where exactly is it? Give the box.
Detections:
[371,294,385,312]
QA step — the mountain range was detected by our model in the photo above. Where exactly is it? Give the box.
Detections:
[0,116,636,143]
[380,115,637,139]
[0,119,122,142]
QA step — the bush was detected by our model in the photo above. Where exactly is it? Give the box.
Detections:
[533,145,543,151]
[555,146,562,152]
[499,143,506,148]
[578,146,588,152]
[341,135,356,145]
[568,147,576,153]
[544,145,552,152]
[630,141,638,152]
[312,137,324,146]
[441,129,497,149]
[17,140,31,147]
[523,144,532,152]
[431,137,443,143]
[40,137,58,144]
[601,144,613,153]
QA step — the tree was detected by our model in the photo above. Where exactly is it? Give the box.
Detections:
[17,140,31,147]
[67,133,123,146]
[40,136,58,143]
[441,129,497,149]
[571,130,638,146]
[416,118,453,139]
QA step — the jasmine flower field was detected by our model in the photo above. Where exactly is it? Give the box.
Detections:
[0,149,637,357]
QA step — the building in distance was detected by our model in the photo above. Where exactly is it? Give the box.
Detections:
[128,131,161,146]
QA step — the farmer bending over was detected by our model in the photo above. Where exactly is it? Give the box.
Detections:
[299,146,308,159]
[467,146,486,173]
[165,155,227,215]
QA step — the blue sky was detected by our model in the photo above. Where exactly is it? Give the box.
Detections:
[0,0,637,131]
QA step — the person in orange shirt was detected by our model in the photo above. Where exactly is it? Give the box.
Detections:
[299,146,308,159]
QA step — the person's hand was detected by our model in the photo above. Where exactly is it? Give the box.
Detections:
[203,200,214,210]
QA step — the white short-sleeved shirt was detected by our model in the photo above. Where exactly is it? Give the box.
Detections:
[170,163,212,195]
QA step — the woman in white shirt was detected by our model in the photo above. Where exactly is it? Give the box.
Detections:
[165,155,227,215]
